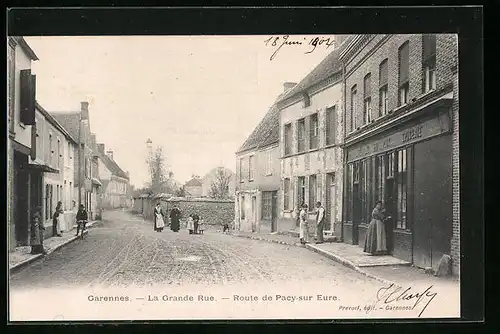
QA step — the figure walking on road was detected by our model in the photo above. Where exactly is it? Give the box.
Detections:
[363,201,389,255]
[76,204,88,238]
[315,201,325,244]
[53,201,63,237]
[192,212,200,234]
[30,206,46,255]
[169,204,181,232]
[299,203,310,244]
[153,202,166,232]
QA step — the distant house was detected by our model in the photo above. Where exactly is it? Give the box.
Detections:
[201,167,235,199]
[184,177,203,198]
[96,143,131,209]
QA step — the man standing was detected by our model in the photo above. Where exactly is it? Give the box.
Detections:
[315,201,325,244]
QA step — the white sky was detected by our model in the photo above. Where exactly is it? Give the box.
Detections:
[25,35,338,187]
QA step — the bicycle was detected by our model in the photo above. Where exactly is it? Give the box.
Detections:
[76,220,88,240]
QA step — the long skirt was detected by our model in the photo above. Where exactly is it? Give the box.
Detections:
[364,219,387,254]
[299,221,310,243]
[154,214,165,231]
[170,219,180,232]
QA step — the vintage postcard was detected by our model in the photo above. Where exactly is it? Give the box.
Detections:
[8,32,462,321]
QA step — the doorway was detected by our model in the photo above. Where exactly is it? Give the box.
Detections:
[251,196,257,232]
[14,151,30,246]
[271,191,278,232]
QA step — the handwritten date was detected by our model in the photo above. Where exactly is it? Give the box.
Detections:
[264,35,336,61]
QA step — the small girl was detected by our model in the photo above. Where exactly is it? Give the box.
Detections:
[187,215,195,234]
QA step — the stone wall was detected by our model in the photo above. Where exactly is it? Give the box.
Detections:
[138,197,235,227]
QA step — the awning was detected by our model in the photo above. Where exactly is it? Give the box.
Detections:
[28,158,59,173]
[91,177,102,186]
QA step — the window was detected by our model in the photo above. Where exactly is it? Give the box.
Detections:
[284,178,290,210]
[308,175,317,209]
[363,73,372,124]
[265,150,272,175]
[297,118,306,152]
[284,123,292,156]
[387,152,396,179]
[248,155,254,181]
[325,106,336,146]
[309,113,319,149]
[49,134,53,165]
[398,42,410,106]
[395,149,408,229]
[379,59,389,116]
[262,192,272,220]
[375,155,386,202]
[240,196,246,220]
[350,85,357,131]
[359,160,369,224]
[423,34,436,92]
[298,176,306,207]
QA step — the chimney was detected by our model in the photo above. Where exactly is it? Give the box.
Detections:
[97,143,105,154]
[106,150,114,160]
[81,101,89,120]
[283,82,297,92]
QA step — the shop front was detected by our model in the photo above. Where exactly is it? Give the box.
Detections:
[343,94,453,271]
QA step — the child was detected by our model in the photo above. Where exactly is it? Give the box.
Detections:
[187,215,195,234]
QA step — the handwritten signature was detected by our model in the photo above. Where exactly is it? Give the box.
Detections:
[264,35,336,61]
[371,283,437,317]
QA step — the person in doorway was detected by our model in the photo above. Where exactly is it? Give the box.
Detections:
[192,212,200,234]
[153,202,166,232]
[363,200,389,255]
[315,201,325,244]
[53,201,63,237]
[169,204,181,232]
[299,203,310,244]
[30,206,46,255]
[76,204,89,238]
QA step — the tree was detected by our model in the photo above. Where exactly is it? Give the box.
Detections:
[146,146,171,194]
[209,168,232,199]
[175,186,187,197]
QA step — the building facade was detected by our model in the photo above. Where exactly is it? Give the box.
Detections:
[184,177,203,198]
[52,101,100,220]
[277,45,345,236]
[339,34,459,275]
[235,87,289,233]
[96,143,131,209]
[33,102,78,236]
[8,37,38,249]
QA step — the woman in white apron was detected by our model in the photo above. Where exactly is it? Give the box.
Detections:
[153,202,166,232]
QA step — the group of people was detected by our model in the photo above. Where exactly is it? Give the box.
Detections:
[153,202,203,234]
[30,203,89,255]
[297,200,390,256]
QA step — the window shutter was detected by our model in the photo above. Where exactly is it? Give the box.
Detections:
[379,60,388,86]
[331,107,336,144]
[31,123,37,160]
[398,43,409,85]
[423,34,436,62]
[364,74,371,97]
[20,70,36,125]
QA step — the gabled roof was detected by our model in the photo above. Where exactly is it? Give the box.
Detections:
[50,112,81,142]
[185,178,203,187]
[36,102,77,144]
[278,47,343,104]
[98,152,129,180]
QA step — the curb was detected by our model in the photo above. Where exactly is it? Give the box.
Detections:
[230,233,302,247]
[305,243,400,288]
[9,221,99,274]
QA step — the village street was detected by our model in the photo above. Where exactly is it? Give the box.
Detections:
[10,210,382,291]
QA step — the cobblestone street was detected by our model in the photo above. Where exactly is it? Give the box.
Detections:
[10,210,381,291]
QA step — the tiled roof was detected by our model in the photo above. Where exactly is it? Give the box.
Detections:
[98,152,129,180]
[50,112,81,142]
[185,178,203,187]
[278,47,343,103]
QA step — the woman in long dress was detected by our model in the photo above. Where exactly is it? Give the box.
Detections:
[153,203,166,232]
[30,206,46,255]
[299,203,310,244]
[169,205,181,232]
[363,201,388,255]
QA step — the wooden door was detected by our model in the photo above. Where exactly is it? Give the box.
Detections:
[251,196,256,232]
[271,191,278,232]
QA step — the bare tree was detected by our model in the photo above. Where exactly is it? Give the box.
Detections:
[209,168,232,199]
[146,146,168,194]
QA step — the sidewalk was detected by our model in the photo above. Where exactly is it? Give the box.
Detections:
[9,221,99,273]
[230,230,459,288]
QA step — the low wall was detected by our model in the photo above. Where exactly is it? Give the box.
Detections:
[137,197,235,227]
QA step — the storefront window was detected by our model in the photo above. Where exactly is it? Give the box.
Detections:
[360,160,369,224]
[396,149,408,229]
[375,155,386,202]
